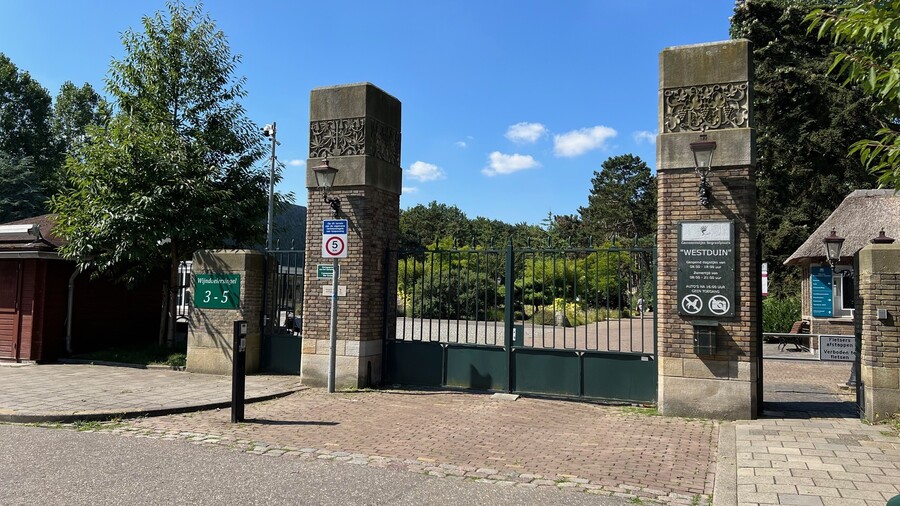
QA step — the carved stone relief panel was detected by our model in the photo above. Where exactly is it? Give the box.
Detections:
[663,82,750,133]
[309,117,401,166]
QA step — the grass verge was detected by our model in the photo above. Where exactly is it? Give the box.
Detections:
[71,342,187,368]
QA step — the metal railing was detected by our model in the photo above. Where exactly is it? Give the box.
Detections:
[388,243,655,354]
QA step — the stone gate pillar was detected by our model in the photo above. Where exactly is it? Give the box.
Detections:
[856,242,900,422]
[300,83,401,389]
[656,40,759,419]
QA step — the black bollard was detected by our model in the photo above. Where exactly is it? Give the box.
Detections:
[231,320,247,423]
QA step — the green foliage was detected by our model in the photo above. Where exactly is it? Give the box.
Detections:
[731,0,881,295]
[401,263,502,320]
[52,1,274,286]
[0,52,58,212]
[52,81,108,159]
[0,154,44,223]
[578,154,656,244]
[806,0,900,189]
[399,201,546,250]
[762,295,801,333]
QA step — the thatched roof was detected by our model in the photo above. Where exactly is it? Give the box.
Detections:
[784,189,900,266]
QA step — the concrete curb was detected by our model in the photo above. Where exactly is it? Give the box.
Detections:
[0,388,305,424]
[712,422,736,506]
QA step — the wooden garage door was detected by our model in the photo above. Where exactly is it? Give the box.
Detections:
[0,261,21,359]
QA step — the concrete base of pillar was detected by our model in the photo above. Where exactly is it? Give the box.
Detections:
[186,335,260,375]
[300,340,382,389]
[659,374,757,420]
[862,365,900,422]
[863,386,900,423]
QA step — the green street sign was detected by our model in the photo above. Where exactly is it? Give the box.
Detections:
[317,264,339,280]
[194,274,240,309]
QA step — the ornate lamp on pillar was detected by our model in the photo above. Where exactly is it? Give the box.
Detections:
[690,128,717,207]
[312,157,341,217]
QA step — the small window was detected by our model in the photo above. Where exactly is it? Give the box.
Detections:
[832,266,854,318]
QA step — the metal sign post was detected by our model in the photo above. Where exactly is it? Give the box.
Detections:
[322,219,348,393]
[328,257,339,393]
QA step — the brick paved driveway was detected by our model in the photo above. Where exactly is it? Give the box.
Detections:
[124,389,717,503]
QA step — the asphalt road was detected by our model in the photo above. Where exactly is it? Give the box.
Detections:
[0,425,629,506]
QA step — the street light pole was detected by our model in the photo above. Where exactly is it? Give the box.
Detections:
[263,123,277,252]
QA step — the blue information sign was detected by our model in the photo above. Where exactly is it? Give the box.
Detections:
[323,220,348,235]
[811,265,833,317]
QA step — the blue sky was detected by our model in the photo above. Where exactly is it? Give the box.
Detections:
[1,1,736,226]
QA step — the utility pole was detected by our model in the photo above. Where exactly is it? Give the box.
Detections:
[263,123,277,251]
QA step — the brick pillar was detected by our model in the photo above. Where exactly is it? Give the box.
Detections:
[300,83,401,389]
[186,249,264,374]
[856,243,900,422]
[656,40,760,419]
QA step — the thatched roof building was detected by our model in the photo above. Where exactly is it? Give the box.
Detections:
[785,189,900,266]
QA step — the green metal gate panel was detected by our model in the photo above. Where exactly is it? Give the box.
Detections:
[262,334,302,374]
[384,340,443,387]
[512,349,581,397]
[384,243,658,404]
[583,353,656,403]
[445,345,507,390]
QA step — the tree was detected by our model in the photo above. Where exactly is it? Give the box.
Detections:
[806,1,900,189]
[0,52,57,208]
[578,154,656,244]
[0,154,44,223]
[52,1,273,346]
[399,201,472,249]
[731,0,882,295]
[52,82,108,155]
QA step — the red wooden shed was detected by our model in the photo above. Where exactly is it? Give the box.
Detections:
[0,214,163,362]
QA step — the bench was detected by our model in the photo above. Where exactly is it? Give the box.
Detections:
[776,321,810,351]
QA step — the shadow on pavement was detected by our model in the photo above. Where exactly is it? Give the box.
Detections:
[245,418,339,426]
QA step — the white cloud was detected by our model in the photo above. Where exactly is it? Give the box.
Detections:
[406,161,446,182]
[455,141,467,148]
[481,151,541,176]
[505,122,547,144]
[402,186,419,194]
[287,159,306,167]
[553,126,617,157]
[633,130,657,144]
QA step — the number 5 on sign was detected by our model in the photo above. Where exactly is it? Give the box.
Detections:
[322,219,348,258]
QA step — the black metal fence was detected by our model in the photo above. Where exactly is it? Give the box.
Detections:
[388,244,655,353]
[383,242,657,402]
[260,245,305,373]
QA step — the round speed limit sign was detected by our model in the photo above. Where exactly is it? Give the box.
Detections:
[325,236,345,256]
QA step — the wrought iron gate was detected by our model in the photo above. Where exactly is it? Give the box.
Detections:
[260,246,305,373]
[382,242,657,403]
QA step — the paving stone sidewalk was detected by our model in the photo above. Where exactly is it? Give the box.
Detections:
[118,389,718,504]
[733,417,900,506]
[0,363,303,422]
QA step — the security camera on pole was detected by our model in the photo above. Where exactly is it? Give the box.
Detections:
[262,123,279,252]
[313,158,345,393]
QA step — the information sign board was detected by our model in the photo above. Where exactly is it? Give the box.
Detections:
[322,219,348,258]
[317,264,340,280]
[193,274,240,309]
[677,221,735,317]
[819,335,856,362]
[811,265,833,317]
